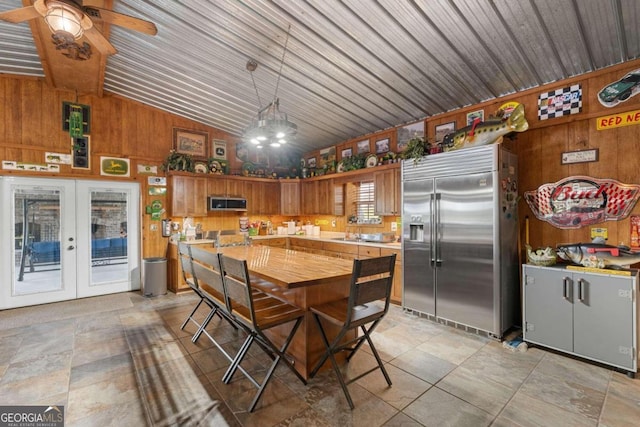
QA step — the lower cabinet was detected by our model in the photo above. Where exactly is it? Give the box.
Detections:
[523,264,638,374]
[167,242,190,293]
[381,247,402,304]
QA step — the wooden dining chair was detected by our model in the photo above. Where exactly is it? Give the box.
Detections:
[309,254,396,409]
[219,254,307,412]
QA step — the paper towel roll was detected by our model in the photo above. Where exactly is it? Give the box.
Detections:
[313,226,321,236]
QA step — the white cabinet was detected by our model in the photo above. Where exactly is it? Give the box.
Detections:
[523,265,638,375]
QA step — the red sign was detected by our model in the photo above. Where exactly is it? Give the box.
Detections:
[524,176,640,229]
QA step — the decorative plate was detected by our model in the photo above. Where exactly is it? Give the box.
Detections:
[241,162,255,176]
[336,160,346,173]
[208,160,222,173]
[365,154,378,168]
[194,161,208,173]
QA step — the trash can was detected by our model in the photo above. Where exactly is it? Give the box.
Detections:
[142,257,167,297]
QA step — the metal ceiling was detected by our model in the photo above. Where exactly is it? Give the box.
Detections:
[1,0,639,154]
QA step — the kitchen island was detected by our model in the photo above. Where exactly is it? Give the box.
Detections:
[206,244,356,380]
[167,233,403,302]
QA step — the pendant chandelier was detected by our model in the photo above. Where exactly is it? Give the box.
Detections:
[243,25,296,148]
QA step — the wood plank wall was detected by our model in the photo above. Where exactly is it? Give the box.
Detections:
[305,58,640,251]
[2,57,640,259]
[0,75,241,259]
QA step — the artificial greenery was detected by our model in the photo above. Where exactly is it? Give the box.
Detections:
[341,153,366,171]
[161,150,195,172]
[401,137,429,164]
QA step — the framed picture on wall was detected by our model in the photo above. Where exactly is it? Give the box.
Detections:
[173,128,208,159]
[341,147,353,158]
[397,121,424,152]
[356,139,370,154]
[307,157,317,168]
[62,102,90,134]
[375,138,390,154]
[435,121,456,144]
[212,139,227,160]
[466,109,484,125]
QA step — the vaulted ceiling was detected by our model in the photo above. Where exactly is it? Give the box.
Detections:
[1,0,639,154]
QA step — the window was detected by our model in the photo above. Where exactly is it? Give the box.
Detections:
[345,180,380,223]
[357,181,375,219]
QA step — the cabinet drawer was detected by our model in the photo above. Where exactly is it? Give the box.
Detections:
[380,247,401,261]
[359,246,381,258]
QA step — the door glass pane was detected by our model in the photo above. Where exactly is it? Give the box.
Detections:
[90,190,128,285]
[13,188,62,295]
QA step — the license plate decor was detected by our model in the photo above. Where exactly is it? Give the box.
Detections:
[537,84,582,120]
[524,176,640,229]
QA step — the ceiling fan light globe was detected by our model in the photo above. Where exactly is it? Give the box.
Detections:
[44,4,84,39]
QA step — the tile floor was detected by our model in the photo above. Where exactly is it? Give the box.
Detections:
[0,291,639,426]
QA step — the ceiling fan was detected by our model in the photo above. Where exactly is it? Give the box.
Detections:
[0,0,157,56]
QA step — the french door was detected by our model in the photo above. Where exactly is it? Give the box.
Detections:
[0,177,140,309]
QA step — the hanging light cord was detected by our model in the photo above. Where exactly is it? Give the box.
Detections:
[249,68,262,109]
[273,24,291,102]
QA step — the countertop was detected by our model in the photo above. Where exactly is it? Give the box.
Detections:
[172,232,401,249]
[253,232,402,249]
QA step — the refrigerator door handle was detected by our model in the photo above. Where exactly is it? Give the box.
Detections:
[435,193,442,266]
[430,193,435,266]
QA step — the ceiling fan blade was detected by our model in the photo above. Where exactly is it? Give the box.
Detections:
[84,7,157,36]
[0,6,40,23]
[83,26,117,56]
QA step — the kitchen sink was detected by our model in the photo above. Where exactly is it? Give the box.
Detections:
[330,237,359,242]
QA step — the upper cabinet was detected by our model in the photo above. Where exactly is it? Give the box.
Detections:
[301,179,339,215]
[375,168,400,216]
[169,175,208,217]
[280,180,301,216]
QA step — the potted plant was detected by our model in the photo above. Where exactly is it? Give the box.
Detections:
[401,137,429,164]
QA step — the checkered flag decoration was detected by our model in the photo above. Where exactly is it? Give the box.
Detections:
[537,84,582,120]
[524,176,640,229]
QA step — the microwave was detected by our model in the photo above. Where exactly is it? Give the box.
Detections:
[208,196,247,211]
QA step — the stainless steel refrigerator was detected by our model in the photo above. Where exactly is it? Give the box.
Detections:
[402,144,519,338]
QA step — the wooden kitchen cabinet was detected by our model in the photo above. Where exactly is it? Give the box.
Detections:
[169,175,207,217]
[259,181,280,214]
[358,245,381,258]
[280,180,301,215]
[166,242,191,293]
[207,176,228,196]
[523,265,638,375]
[301,179,339,215]
[375,168,400,215]
[381,247,402,304]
